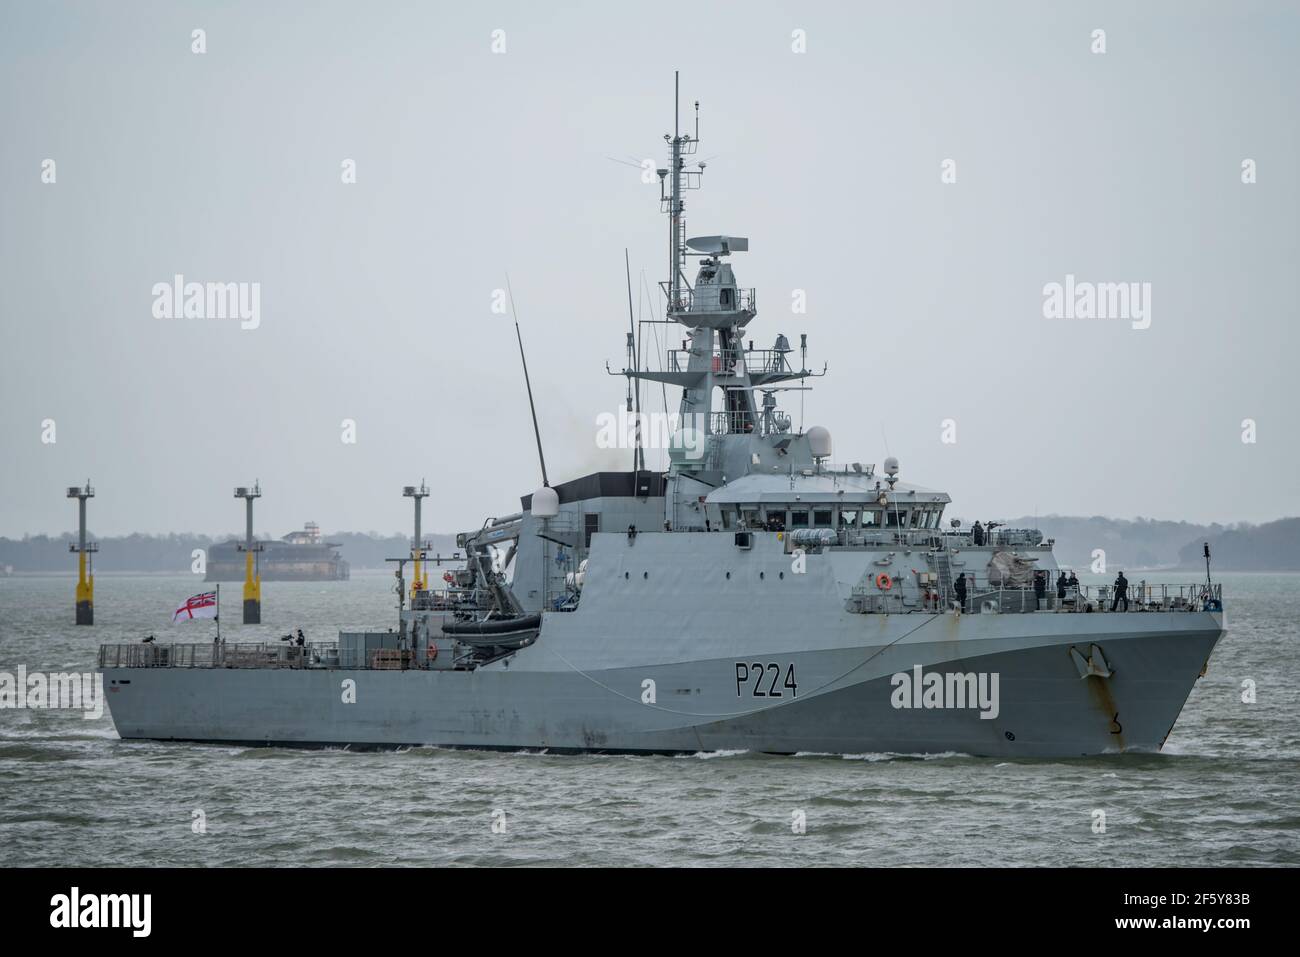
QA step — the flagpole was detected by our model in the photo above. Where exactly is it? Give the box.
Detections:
[216,583,221,642]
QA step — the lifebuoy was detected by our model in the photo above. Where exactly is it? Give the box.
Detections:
[427,643,438,661]
[876,573,892,590]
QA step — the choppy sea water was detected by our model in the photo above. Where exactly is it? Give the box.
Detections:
[1,571,1296,867]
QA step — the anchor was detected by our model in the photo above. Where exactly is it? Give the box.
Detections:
[1069,643,1113,679]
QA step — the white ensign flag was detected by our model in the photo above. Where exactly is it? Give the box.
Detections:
[172,591,218,622]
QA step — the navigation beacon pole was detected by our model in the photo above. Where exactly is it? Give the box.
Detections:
[233,482,263,624]
[66,481,97,625]
[403,482,430,598]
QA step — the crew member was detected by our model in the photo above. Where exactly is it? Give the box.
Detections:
[954,572,967,612]
[1111,572,1129,612]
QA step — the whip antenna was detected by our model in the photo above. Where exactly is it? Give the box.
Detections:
[625,248,644,473]
[506,273,549,487]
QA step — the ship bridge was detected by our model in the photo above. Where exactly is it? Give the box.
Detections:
[706,470,952,533]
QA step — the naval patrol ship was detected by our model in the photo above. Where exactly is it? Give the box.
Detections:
[98,82,1225,757]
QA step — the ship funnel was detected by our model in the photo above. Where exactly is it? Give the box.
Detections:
[531,486,559,519]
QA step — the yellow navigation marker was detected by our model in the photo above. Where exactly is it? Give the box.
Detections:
[67,482,96,625]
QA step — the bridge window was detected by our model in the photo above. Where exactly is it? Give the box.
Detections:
[813,509,833,528]
[789,509,809,528]
[861,509,879,527]
[839,509,858,527]
[720,287,733,307]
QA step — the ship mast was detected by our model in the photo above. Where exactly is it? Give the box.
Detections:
[659,70,701,316]
[609,72,820,532]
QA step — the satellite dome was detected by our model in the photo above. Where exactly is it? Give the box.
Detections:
[807,426,832,459]
[531,486,559,519]
[884,456,899,477]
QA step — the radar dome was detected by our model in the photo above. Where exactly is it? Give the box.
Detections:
[531,486,559,519]
[807,426,832,459]
[884,456,899,477]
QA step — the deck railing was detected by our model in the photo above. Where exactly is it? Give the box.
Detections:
[667,343,781,375]
[848,580,1223,615]
[98,641,338,670]
[664,287,757,319]
[942,527,1048,548]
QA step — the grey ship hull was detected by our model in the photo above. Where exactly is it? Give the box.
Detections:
[103,611,1221,758]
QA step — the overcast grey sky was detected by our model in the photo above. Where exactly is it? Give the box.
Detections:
[1,0,1296,538]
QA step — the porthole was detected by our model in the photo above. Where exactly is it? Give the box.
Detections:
[725,571,731,580]
[779,571,785,580]
[624,571,629,580]
[760,571,765,580]
[643,571,648,580]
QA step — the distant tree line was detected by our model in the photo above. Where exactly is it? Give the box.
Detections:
[3,518,1295,573]
[0,531,459,573]
[994,515,1228,571]
[992,515,1298,571]
[1176,518,1300,571]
